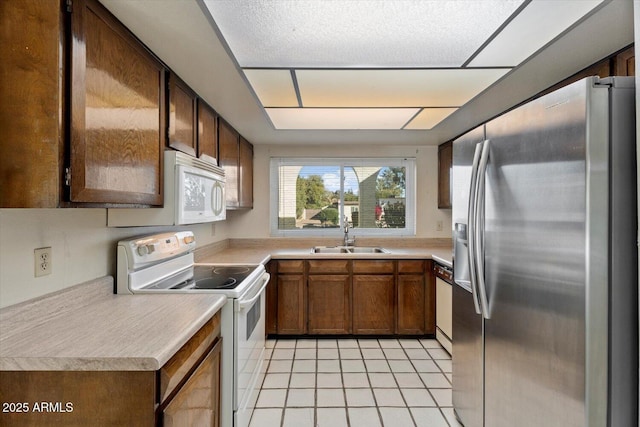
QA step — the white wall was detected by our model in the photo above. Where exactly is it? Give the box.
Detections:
[0,209,230,308]
[225,144,452,239]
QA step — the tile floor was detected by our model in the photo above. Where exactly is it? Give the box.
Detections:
[250,338,462,427]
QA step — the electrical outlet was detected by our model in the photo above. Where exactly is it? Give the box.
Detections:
[436,221,443,231]
[34,247,52,277]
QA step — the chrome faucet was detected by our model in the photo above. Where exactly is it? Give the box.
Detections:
[343,215,356,246]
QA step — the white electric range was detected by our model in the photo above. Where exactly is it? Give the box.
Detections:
[116,231,268,427]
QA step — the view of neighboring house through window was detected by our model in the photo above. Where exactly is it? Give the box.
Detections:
[270,158,416,236]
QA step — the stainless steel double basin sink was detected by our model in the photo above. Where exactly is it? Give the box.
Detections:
[311,246,390,254]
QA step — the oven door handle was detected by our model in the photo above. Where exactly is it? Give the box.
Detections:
[237,273,270,312]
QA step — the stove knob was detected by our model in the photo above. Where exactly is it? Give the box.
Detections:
[184,235,195,244]
[137,245,149,256]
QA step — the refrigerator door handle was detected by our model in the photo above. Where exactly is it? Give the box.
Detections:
[467,141,484,315]
[474,139,491,319]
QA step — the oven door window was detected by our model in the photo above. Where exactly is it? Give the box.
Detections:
[245,295,261,339]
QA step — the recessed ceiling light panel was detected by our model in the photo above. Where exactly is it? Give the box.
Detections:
[243,69,299,107]
[295,69,510,107]
[265,108,420,130]
[469,0,604,67]
[204,0,525,68]
[404,108,458,130]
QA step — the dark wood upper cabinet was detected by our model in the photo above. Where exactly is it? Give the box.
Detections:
[69,0,166,205]
[168,73,197,157]
[438,141,452,209]
[239,136,254,208]
[218,119,254,209]
[198,99,218,163]
[0,0,65,207]
[218,118,239,208]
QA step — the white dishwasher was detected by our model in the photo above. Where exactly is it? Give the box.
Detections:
[435,263,453,354]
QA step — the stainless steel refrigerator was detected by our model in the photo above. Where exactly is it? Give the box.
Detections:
[451,76,638,427]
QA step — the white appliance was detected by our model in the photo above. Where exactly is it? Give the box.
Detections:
[452,77,637,427]
[117,231,269,427]
[108,150,226,227]
[434,263,453,354]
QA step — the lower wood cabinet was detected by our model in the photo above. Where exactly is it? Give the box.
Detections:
[308,275,351,334]
[277,272,307,335]
[0,313,221,427]
[353,275,395,334]
[267,259,435,337]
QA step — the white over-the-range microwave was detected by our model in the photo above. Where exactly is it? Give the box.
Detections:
[108,151,226,227]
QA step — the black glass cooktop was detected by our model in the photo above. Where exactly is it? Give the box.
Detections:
[188,265,257,290]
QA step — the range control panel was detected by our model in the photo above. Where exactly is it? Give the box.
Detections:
[119,231,196,269]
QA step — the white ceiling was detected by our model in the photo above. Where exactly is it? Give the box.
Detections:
[99,0,634,145]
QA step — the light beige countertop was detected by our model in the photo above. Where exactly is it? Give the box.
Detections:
[0,277,226,371]
[195,238,453,268]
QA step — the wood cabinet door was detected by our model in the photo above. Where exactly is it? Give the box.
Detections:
[239,136,253,208]
[169,74,197,156]
[353,275,395,334]
[397,275,426,335]
[218,119,239,208]
[438,141,452,209]
[163,339,221,427]
[198,99,218,163]
[277,274,306,334]
[308,275,351,334]
[1,0,64,207]
[69,0,165,205]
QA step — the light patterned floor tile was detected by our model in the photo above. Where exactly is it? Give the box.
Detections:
[368,373,397,388]
[383,348,408,360]
[338,338,359,348]
[295,348,317,359]
[378,339,401,349]
[404,348,431,360]
[267,360,293,373]
[412,359,441,373]
[428,348,452,360]
[379,407,415,427]
[275,340,297,349]
[289,373,315,388]
[394,372,424,388]
[434,359,452,373]
[419,339,443,349]
[411,407,449,427]
[317,359,341,373]
[256,389,287,408]
[399,339,423,349]
[340,348,363,359]
[262,373,290,389]
[317,373,342,388]
[317,339,338,348]
[429,389,453,407]
[272,349,295,360]
[317,388,346,407]
[419,373,451,388]
[342,359,366,372]
[318,348,340,359]
[358,339,381,348]
[348,407,382,427]
[317,408,348,427]
[373,388,405,407]
[388,360,415,373]
[345,388,376,407]
[401,388,437,407]
[441,407,464,426]
[296,339,317,348]
[286,389,315,407]
[293,359,316,372]
[343,373,370,388]
[362,348,386,359]
[249,408,282,427]
[283,407,314,427]
[365,359,391,372]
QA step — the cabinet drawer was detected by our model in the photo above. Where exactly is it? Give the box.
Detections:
[398,260,425,274]
[278,260,305,274]
[159,312,220,403]
[307,260,350,274]
[353,260,394,274]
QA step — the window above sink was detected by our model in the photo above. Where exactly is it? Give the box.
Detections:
[270,158,416,237]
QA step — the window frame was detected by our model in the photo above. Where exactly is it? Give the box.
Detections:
[269,157,416,237]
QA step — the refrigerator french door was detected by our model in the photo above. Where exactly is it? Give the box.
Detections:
[452,76,638,427]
